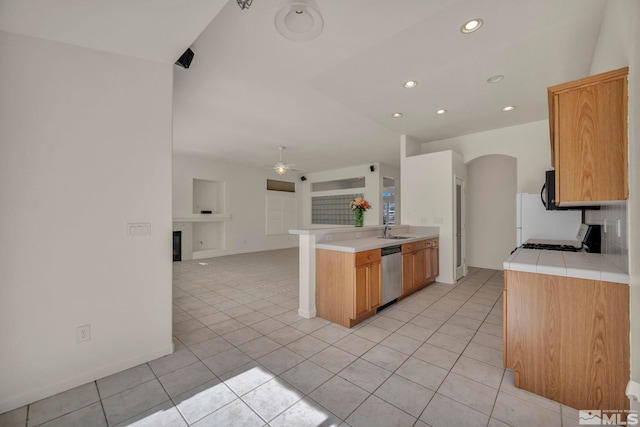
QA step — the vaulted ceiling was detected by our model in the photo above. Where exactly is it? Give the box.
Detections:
[173,0,607,172]
[1,0,609,173]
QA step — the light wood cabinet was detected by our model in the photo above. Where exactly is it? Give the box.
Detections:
[402,240,426,295]
[427,238,439,281]
[355,260,381,318]
[401,238,438,297]
[548,67,628,205]
[316,248,381,328]
[504,270,629,412]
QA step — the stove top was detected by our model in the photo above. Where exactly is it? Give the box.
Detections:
[520,243,582,252]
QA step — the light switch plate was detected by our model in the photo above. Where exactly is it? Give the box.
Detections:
[128,223,151,237]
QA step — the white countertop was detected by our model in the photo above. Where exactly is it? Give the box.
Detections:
[315,233,439,253]
[503,248,629,284]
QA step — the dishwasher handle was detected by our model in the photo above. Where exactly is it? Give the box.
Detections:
[381,245,402,256]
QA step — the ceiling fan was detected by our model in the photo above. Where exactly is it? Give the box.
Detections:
[267,146,301,175]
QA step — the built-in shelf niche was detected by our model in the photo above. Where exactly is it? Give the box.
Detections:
[193,179,224,214]
[192,222,224,252]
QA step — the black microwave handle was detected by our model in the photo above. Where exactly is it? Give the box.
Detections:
[540,183,547,209]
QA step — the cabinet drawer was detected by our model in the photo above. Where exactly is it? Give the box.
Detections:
[355,249,381,266]
[402,240,426,254]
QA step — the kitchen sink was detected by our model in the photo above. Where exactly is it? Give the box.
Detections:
[377,236,410,240]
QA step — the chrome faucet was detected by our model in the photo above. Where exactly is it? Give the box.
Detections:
[383,226,390,238]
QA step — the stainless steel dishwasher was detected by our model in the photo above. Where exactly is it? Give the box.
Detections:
[381,245,402,306]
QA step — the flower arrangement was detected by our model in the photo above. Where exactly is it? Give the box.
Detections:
[350,197,371,227]
[350,197,371,212]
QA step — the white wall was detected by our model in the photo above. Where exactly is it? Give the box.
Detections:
[587,0,640,407]
[421,120,551,194]
[0,31,173,412]
[466,155,517,269]
[173,153,300,256]
[401,136,461,284]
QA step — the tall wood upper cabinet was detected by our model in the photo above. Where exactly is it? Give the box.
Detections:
[548,67,628,206]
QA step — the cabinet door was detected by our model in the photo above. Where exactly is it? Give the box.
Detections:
[427,246,440,281]
[549,68,628,204]
[354,265,369,318]
[413,249,427,287]
[425,248,433,281]
[431,247,439,279]
[557,79,627,203]
[402,253,414,294]
[368,261,381,310]
[354,262,381,317]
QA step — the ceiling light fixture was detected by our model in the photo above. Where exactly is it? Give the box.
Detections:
[502,105,516,112]
[435,109,447,115]
[461,18,483,33]
[237,0,253,9]
[391,112,403,118]
[264,146,302,174]
[275,0,324,41]
[403,80,418,89]
[487,74,504,83]
[272,146,297,175]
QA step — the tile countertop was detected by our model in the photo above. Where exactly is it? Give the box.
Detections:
[315,232,439,253]
[503,248,629,284]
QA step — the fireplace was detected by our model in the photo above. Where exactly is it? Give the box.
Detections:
[173,231,182,262]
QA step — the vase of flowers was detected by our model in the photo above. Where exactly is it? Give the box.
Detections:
[350,197,371,227]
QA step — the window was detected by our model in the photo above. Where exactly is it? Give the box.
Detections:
[266,179,295,192]
[382,177,396,225]
[311,177,365,192]
[311,193,363,225]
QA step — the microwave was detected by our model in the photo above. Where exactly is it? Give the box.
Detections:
[541,170,599,211]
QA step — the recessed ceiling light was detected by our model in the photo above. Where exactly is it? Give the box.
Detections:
[435,109,447,115]
[487,74,504,83]
[275,0,324,41]
[461,18,483,33]
[403,80,418,89]
[391,112,403,118]
[502,105,516,112]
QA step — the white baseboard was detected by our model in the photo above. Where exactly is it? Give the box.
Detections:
[0,343,173,414]
[297,308,316,319]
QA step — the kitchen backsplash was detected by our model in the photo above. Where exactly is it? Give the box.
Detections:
[585,201,629,273]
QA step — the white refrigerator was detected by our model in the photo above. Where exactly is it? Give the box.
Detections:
[516,193,582,246]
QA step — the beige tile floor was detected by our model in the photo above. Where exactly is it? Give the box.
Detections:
[0,248,586,427]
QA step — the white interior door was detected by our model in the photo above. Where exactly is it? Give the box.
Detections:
[455,177,466,280]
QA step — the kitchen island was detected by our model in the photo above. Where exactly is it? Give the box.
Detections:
[503,248,629,413]
[289,225,439,321]
[504,247,629,283]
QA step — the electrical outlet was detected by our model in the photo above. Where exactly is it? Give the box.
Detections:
[77,324,91,343]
